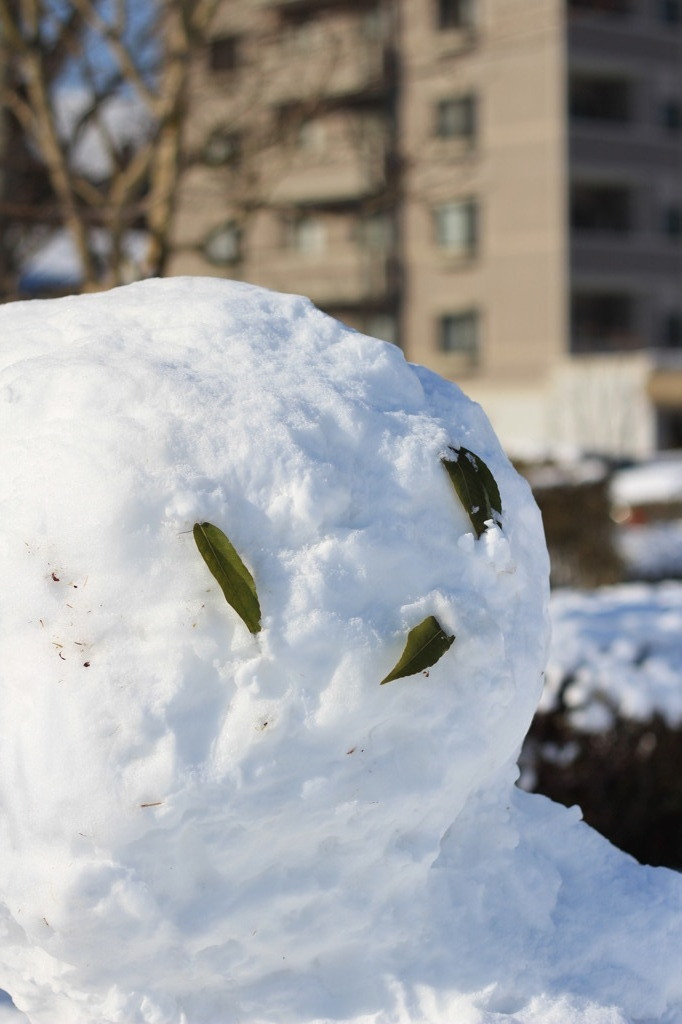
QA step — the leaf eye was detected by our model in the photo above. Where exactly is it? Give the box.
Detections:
[193,522,262,634]
[381,615,455,685]
[441,446,502,538]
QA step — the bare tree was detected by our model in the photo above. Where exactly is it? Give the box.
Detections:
[0,0,220,295]
[170,8,353,265]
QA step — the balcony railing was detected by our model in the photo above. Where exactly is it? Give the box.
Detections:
[267,37,394,104]
[256,251,394,306]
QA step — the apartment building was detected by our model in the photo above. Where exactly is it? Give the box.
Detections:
[169,0,682,456]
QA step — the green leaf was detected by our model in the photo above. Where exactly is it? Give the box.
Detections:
[193,522,262,634]
[380,615,455,685]
[441,446,502,538]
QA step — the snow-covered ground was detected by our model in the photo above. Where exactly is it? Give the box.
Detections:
[612,457,682,510]
[543,582,682,732]
[1,277,682,1024]
[612,457,682,580]
[617,519,682,580]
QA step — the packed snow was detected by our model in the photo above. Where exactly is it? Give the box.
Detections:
[1,277,682,1024]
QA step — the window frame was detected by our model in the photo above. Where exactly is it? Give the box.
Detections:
[203,128,241,167]
[569,72,633,123]
[283,213,328,256]
[438,310,479,362]
[202,221,242,265]
[571,291,637,352]
[208,34,240,73]
[570,182,633,234]
[436,0,475,31]
[358,211,395,252]
[435,94,477,141]
[434,198,478,257]
[366,312,398,345]
[567,0,632,15]
[660,0,682,25]
[663,205,682,238]
[662,98,682,132]
[663,311,682,347]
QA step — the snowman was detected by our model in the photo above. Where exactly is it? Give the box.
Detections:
[0,278,680,1024]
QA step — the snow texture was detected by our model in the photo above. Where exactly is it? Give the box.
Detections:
[543,583,682,731]
[617,521,682,581]
[0,277,681,1024]
[612,458,682,509]
[611,458,682,580]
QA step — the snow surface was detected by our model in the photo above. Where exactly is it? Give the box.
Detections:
[610,458,682,579]
[616,520,682,581]
[611,457,682,509]
[1,277,682,1024]
[542,582,682,731]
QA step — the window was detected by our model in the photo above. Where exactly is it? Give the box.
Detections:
[296,119,327,152]
[439,312,479,360]
[203,129,240,167]
[571,292,636,352]
[203,222,241,265]
[663,312,682,347]
[366,313,397,345]
[664,206,682,238]
[362,4,390,41]
[569,74,632,122]
[437,0,475,30]
[657,409,682,448]
[660,0,681,24]
[208,35,240,72]
[662,99,682,132]
[567,0,631,13]
[284,19,317,55]
[360,212,394,251]
[570,183,632,232]
[435,200,478,256]
[285,215,326,255]
[435,95,477,140]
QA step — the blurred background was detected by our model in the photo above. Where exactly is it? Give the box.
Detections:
[1,0,682,868]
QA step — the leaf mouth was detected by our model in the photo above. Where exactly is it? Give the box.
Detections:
[193,521,262,634]
[381,615,455,685]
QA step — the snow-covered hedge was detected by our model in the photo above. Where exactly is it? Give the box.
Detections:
[1,278,682,1024]
[521,583,682,869]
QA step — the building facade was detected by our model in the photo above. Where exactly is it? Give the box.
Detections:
[169,0,682,457]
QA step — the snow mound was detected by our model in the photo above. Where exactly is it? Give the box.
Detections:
[0,277,681,1024]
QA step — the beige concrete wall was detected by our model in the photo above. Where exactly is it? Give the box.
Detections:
[458,379,553,454]
[399,0,568,388]
[466,354,658,460]
[169,0,396,295]
[550,353,657,458]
